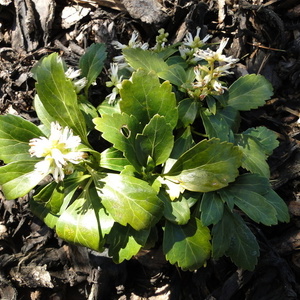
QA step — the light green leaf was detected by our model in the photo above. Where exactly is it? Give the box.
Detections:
[0,114,44,163]
[100,147,130,172]
[235,133,270,177]
[163,217,211,271]
[123,47,169,73]
[34,94,55,133]
[136,115,174,166]
[119,69,178,129]
[34,53,87,143]
[93,113,142,171]
[200,192,224,226]
[227,74,273,111]
[79,43,107,90]
[94,173,163,231]
[56,182,115,252]
[33,181,64,214]
[159,191,190,225]
[212,208,259,270]
[107,223,150,263]
[165,138,242,192]
[243,126,279,155]
[0,161,45,199]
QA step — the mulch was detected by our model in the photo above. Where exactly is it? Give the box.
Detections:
[1,0,300,299]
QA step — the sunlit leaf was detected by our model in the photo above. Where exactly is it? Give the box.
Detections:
[165,138,242,192]
[227,74,273,111]
[163,217,211,271]
[0,114,44,163]
[94,173,164,231]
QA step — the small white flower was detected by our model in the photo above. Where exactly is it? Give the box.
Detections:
[65,67,81,79]
[29,122,86,182]
[183,27,211,49]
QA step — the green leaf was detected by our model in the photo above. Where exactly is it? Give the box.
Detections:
[34,95,55,133]
[200,109,232,142]
[243,126,279,155]
[264,189,290,223]
[79,43,107,90]
[136,115,174,166]
[227,74,273,111]
[235,133,270,177]
[119,69,178,129]
[78,98,99,131]
[159,191,190,225]
[93,113,142,171]
[33,181,64,214]
[200,192,224,226]
[170,126,194,159]
[158,64,187,87]
[34,53,87,143]
[163,217,211,271]
[165,138,242,192]
[107,223,150,263]
[212,208,259,270]
[100,147,130,172]
[0,114,44,163]
[123,48,169,73]
[94,173,163,231]
[177,98,199,128]
[219,174,277,225]
[0,161,45,199]
[56,181,115,252]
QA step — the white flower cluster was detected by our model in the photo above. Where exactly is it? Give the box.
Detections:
[29,122,86,182]
[65,67,88,93]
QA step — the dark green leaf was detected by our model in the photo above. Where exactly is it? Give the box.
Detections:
[227,74,273,111]
[158,64,187,86]
[200,192,224,226]
[177,98,199,128]
[212,208,259,270]
[163,217,211,271]
[79,43,107,90]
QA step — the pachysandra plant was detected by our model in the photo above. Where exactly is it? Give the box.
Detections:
[0,30,289,271]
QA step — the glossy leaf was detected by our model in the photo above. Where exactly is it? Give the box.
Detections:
[158,64,187,86]
[33,181,64,214]
[100,147,130,172]
[136,115,174,166]
[93,113,142,171]
[159,191,190,225]
[107,223,150,263]
[123,47,169,73]
[165,138,242,192]
[212,208,259,270]
[79,43,107,90]
[177,98,199,128]
[0,114,44,163]
[219,174,278,225]
[227,74,273,111]
[34,53,87,143]
[119,69,178,129]
[94,173,164,231]
[56,182,115,252]
[0,161,45,200]
[163,217,211,271]
[243,126,279,155]
[200,192,224,226]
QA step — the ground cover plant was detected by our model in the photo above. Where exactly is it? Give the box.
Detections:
[0,27,290,275]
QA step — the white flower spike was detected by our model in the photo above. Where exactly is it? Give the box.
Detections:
[29,122,86,182]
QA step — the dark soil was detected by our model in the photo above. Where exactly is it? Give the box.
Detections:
[1,0,300,299]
